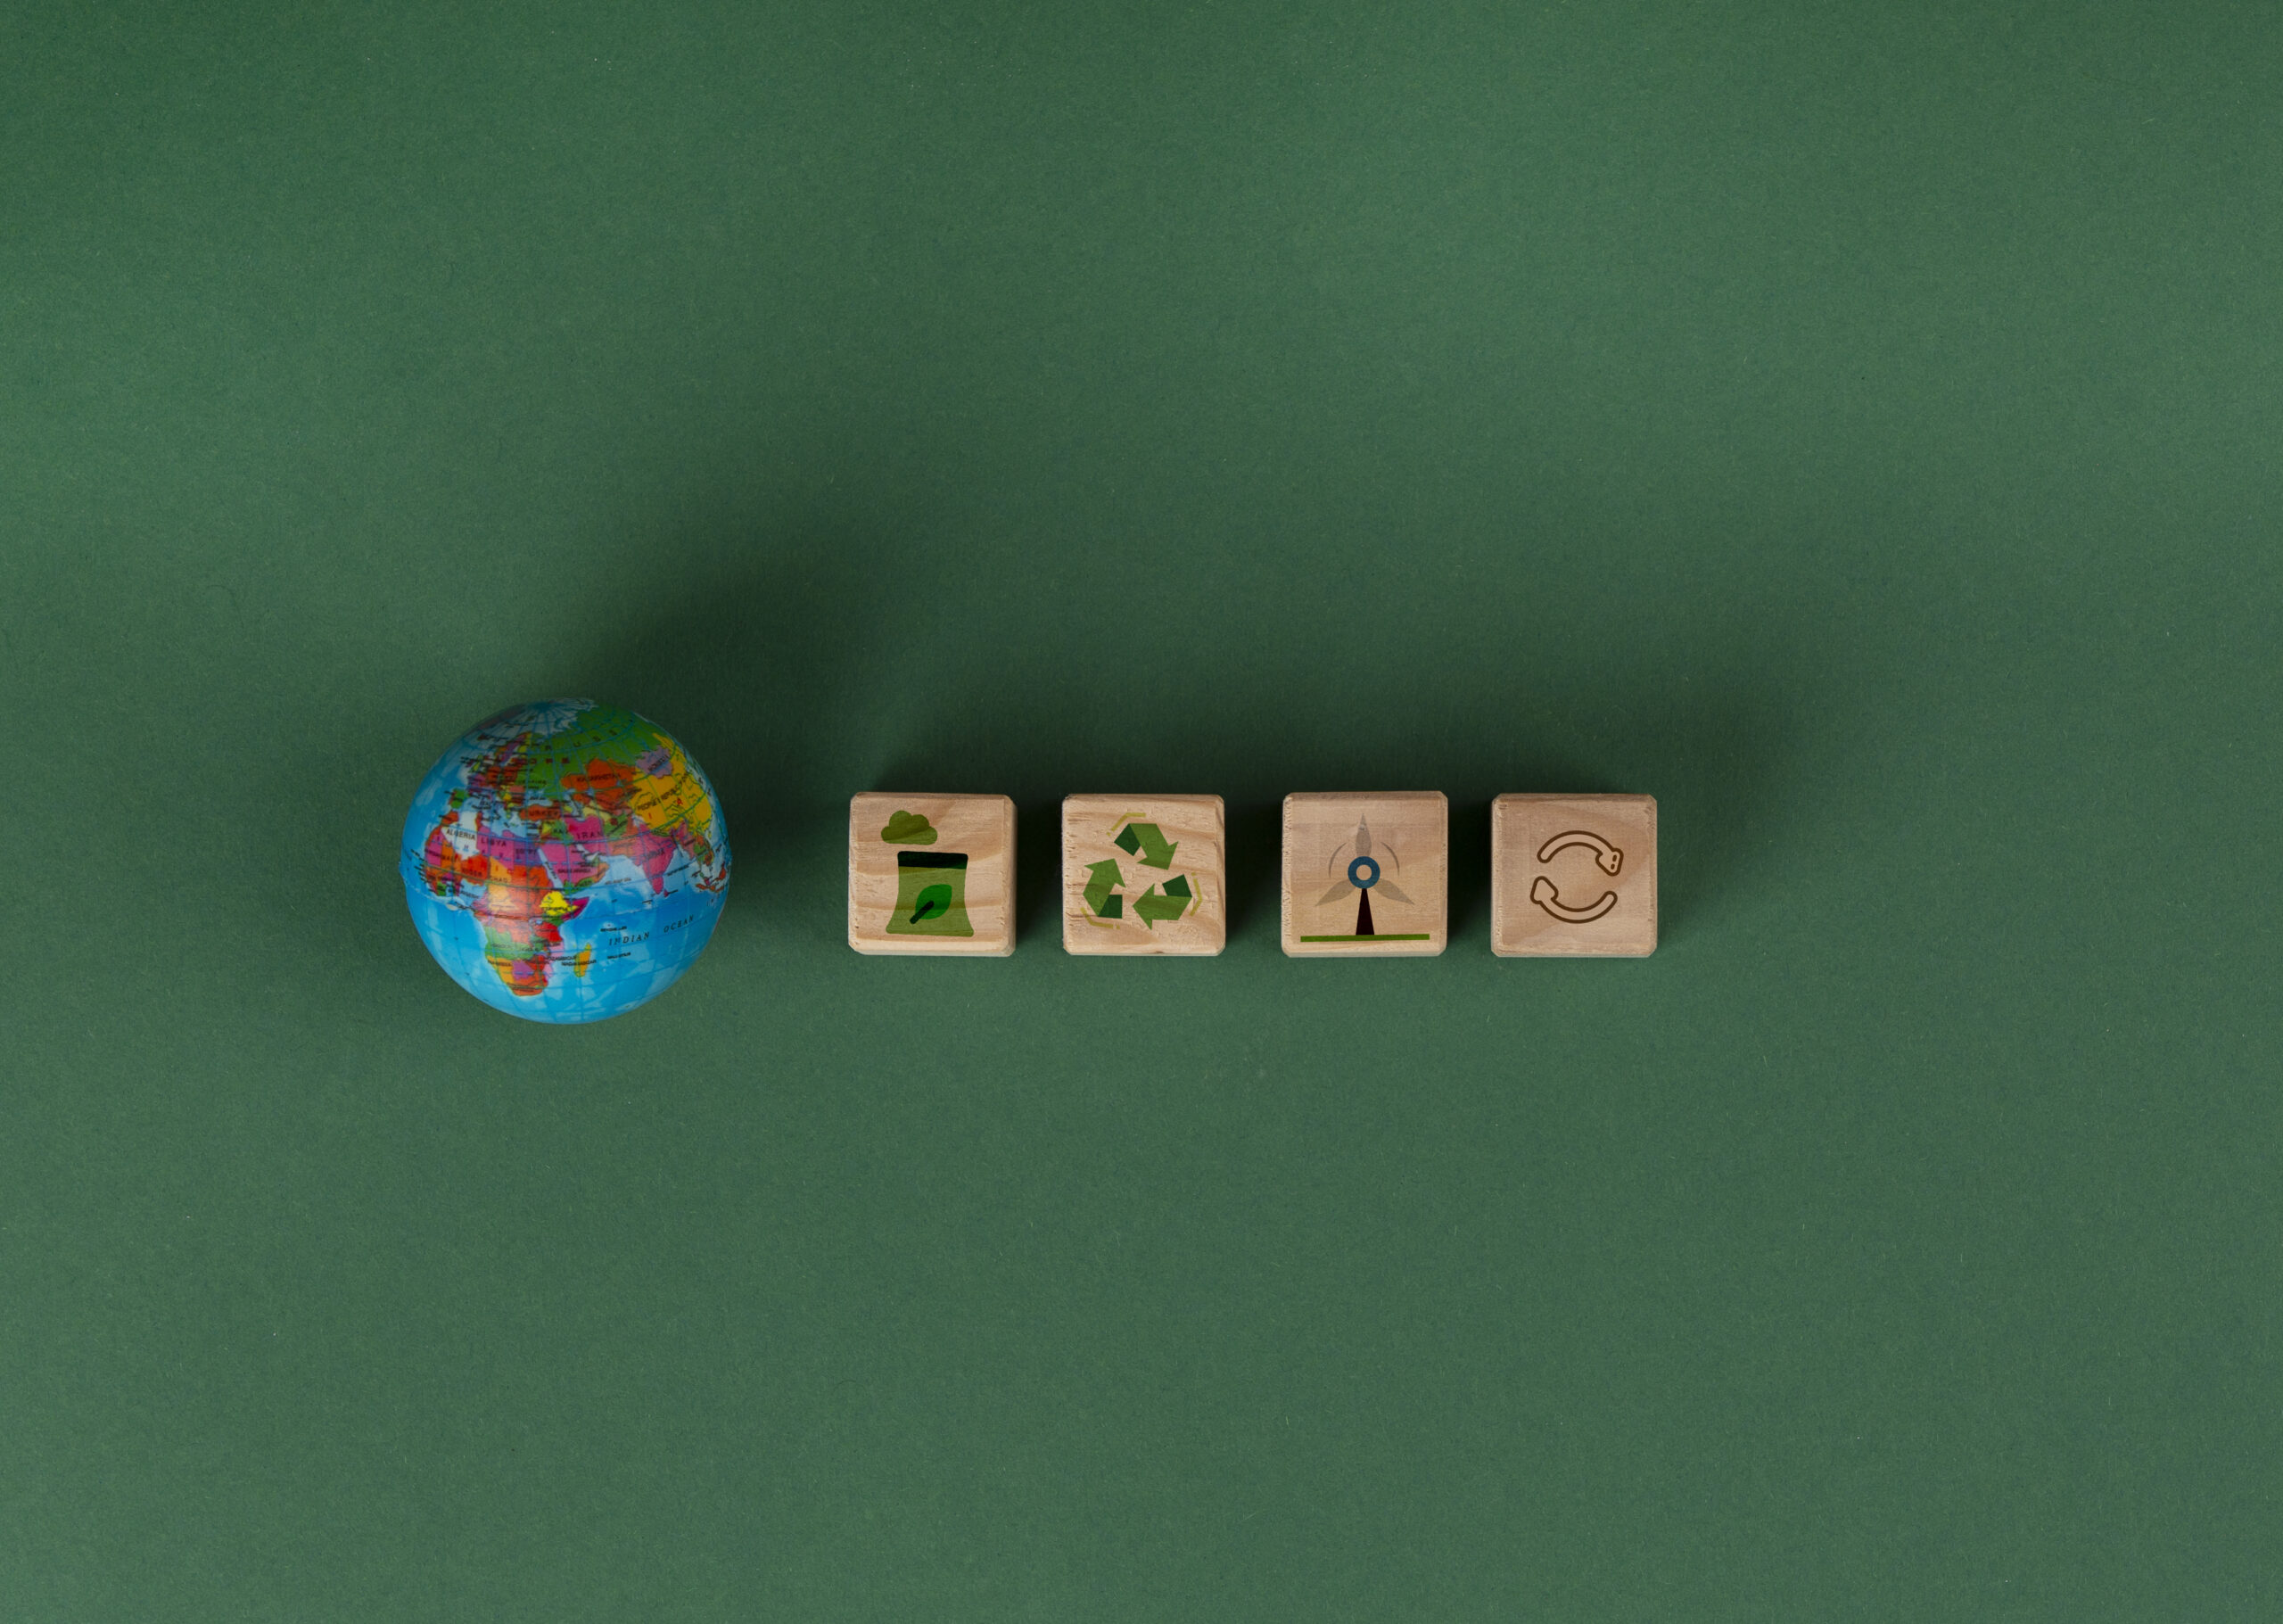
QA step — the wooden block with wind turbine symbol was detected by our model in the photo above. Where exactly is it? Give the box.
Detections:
[1280,792,1447,957]
[1061,796,1226,955]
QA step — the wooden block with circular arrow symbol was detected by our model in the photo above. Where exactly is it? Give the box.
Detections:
[1281,792,1447,957]
[1491,793,1657,957]
[1060,795,1226,955]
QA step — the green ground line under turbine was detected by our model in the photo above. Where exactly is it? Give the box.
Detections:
[1298,934,1432,942]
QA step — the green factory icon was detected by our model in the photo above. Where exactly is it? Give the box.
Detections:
[880,810,973,937]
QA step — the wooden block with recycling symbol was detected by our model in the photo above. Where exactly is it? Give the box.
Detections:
[1060,795,1226,956]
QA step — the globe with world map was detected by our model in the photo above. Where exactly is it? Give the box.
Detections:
[400,700,731,1022]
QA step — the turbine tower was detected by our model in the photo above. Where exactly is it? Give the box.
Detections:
[1315,816,1412,936]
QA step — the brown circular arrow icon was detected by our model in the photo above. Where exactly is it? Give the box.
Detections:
[1529,875,1618,922]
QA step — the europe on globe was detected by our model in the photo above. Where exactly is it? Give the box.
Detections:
[400,700,731,1022]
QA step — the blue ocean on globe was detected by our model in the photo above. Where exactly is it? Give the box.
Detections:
[400,700,731,1023]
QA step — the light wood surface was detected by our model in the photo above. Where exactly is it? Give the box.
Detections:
[1490,794,1658,957]
[1060,795,1227,956]
[847,793,1017,956]
[1280,792,1447,957]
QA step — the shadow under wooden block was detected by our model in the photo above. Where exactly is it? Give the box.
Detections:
[1491,794,1657,957]
[1280,792,1447,957]
[1061,795,1227,956]
[848,793,1017,956]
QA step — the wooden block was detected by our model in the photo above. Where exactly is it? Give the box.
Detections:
[1281,792,1447,956]
[847,793,1017,956]
[1061,795,1227,955]
[1491,794,1657,957]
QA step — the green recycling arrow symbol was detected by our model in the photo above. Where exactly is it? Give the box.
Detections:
[1082,828,1196,930]
[1113,821,1178,870]
[1083,859,1125,919]
[1133,874,1191,926]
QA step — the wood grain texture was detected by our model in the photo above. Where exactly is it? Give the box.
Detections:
[847,794,1017,956]
[1280,792,1447,957]
[1491,794,1658,957]
[1060,795,1226,956]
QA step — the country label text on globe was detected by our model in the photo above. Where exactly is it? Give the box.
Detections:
[400,701,731,1021]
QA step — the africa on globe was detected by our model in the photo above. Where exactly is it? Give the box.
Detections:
[400,700,731,1022]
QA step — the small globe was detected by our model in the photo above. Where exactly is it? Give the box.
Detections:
[400,700,731,1022]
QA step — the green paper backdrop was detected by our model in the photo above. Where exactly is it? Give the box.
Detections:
[4,2,2278,1617]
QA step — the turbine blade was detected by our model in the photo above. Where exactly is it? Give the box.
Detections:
[1374,881,1413,905]
[1354,819,1372,858]
[1315,879,1356,907]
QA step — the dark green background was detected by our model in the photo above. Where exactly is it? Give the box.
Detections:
[4,1,2277,1617]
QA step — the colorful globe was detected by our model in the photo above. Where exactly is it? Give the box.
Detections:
[400,700,731,1022]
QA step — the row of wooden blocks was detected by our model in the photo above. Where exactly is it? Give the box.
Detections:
[848,792,1657,957]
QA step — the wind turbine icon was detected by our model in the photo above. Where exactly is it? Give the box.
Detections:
[1316,816,1413,937]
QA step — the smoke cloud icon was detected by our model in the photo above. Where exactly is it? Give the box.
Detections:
[879,811,937,845]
